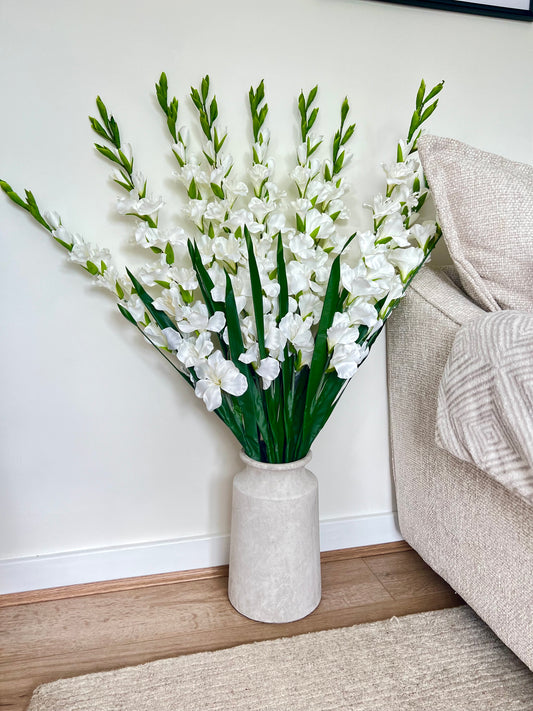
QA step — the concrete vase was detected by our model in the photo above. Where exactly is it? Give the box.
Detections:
[228,450,321,623]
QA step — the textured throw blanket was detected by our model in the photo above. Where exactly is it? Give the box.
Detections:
[436,310,533,505]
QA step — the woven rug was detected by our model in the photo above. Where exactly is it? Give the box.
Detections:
[28,606,533,711]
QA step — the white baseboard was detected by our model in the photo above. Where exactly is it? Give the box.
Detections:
[0,512,402,595]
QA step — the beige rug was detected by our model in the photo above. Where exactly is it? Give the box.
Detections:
[28,606,533,711]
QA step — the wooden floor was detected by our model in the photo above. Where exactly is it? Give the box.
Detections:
[0,541,463,711]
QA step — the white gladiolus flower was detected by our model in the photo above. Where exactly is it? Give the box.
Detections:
[291,165,311,191]
[249,162,272,192]
[409,221,436,249]
[266,211,287,235]
[223,209,263,235]
[377,214,410,248]
[174,161,206,186]
[133,222,160,247]
[368,194,402,220]
[69,234,111,268]
[286,260,313,295]
[172,267,198,292]
[124,295,145,322]
[330,342,368,379]
[327,199,349,220]
[297,143,308,165]
[213,234,243,263]
[289,232,315,260]
[176,331,214,368]
[327,313,358,349]
[143,323,167,348]
[279,312,314,364]
[183,199,208,227]
[116,194,164,217]
[194,350,247,411]
[248,196,275,223]
[93,264,121,293]
[256,357,280,389]
[305,208,335,241]
[162,327,183,352]
[225,180,249,202]
[346,300,379,329]
[298,292,323,324]
[382,159,419,188]
[175,301,226,334]
[204,200,228,222]
[172,141,187,163]
[341,262,384,298]
[387,246,425,281]
[153,286,181,317]
[44,210,61,230]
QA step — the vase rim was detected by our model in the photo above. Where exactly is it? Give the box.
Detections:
[239,450,312,470]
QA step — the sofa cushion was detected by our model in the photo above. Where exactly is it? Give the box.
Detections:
[417,135,533,312]
[436,310,533,505]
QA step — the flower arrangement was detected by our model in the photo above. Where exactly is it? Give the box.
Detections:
[1,75,443,463]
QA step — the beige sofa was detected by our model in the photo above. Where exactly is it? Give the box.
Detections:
[386,135,533,670]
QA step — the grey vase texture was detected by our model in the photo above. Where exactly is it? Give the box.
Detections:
[228,451,321,623]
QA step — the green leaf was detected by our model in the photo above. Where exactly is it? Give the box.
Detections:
[303,372,346,453]
[420,100,438,123]
[340,97,349,125]
[165,242,174,265]
[0,180,31,212]
[95,143,121,166]
[276,232,289,324]
[209,97,218,124]
[306,85,318,110]
[200,114,211,141]
[416,79,426,112]
[118,148,133,173]
[396,142,404,163]
[190,87,203,112]
[126,268,178,332]
[224,272,262,460]
[118,303,137,325]
[307,107,319,132]
[301,253,342,449]
[24,190,52,230]
[244,226,266,360]
[86,261,99,275]
[210,182,225,199]
[187,178,198,199]
[201,75,210,103]
[109,117,121,148]
[187,239,224,320]
[333,151,344,175]
[96,96,110,129]
[341,123,355,146]
[156,72,169,112]
[407,109,420,142]
[89,117,109,141]
[425,80,444,102]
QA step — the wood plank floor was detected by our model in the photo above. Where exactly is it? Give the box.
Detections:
[0,542,463,711]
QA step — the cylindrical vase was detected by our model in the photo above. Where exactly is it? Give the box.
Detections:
[228,450,321,623]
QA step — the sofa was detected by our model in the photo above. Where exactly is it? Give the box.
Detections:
[386,135,533,670]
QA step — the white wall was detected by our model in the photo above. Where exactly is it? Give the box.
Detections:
[0,0,531,589]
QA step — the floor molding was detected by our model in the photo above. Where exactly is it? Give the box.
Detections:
[0,541,411,608]
[0,512,402,601]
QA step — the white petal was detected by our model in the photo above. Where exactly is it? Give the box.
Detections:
[195,380,222,411]
[207,311,226,332]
